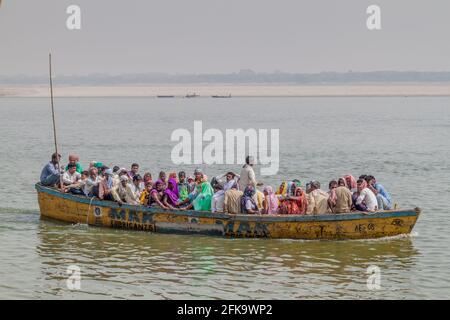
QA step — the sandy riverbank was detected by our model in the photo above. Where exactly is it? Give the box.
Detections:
[1,84,450,97]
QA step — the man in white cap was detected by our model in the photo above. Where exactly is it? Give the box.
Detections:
[238,155,257,191]
[111,175,129,206]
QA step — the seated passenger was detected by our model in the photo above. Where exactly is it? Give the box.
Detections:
[85,167,102,197]
[327,180,338,210]
[141,172,152,191]
[276,181,288,196]
[366,175,392,210]
[331,178,353,213]
[278,185,307,214]
[211,172,238,213]
[163,178,179,209]
[211,184,225,213]
[354,179,378,212]
[64,170,89,195]
[149,180,169,209]
[65,154,83,173]
[140,181,154,206]
[62,163,81,186]
[177,171,190,202]
[187,176,195,193]
[241,186,259,214]
[262,186,279,214]
[128,163,139,179]
[181,169,214,211]
[343,174,358,193]
[159,171,167,186]
[111,175,129,206]
[305,181,330,215]
[40,153,63,187]
[125,174,142,205]
[223,185,243,214]
[98,168,115,200]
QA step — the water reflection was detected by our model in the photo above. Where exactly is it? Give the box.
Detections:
[35,219,420,299]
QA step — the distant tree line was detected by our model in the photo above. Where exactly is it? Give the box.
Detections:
[2,70,450,85]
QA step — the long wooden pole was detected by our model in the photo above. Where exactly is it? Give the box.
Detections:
[49,53,63,188]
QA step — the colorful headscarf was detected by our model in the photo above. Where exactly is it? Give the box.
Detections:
[241,186,257,213]
[295,187,308,214]
[344,174,357,190]
[164,178,179,205]
[276,181,288,195]
[263,186,279,214]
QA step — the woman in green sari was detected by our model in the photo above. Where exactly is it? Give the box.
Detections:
[180,169,214,211]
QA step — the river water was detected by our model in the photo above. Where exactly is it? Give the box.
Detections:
[0,96,449,299]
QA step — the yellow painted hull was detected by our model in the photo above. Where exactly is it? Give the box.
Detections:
[36,184,420,240]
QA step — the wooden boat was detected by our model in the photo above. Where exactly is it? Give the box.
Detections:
[185,93,199,98]
[35,183,420,240]
[212,94,231,98]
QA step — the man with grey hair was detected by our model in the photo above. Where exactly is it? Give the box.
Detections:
[306,180,330,215]
[238,155,257,191]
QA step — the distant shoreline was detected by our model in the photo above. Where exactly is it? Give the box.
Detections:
[1,83,450,98]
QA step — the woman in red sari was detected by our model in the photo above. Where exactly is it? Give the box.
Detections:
[278,185,308,214]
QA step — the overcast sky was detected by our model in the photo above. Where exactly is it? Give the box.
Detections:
[1,0,449,75]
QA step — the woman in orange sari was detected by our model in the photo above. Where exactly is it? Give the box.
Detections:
[278,185,308,214]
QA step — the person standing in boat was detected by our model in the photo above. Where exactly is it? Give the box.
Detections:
[238,156,257,191]
[40,153,63,187]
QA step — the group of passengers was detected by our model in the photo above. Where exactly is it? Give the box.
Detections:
[40,153,392,215]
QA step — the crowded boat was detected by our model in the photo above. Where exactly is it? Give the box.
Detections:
[39,153,393,215]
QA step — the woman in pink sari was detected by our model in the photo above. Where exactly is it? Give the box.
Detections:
[262,186,279,214]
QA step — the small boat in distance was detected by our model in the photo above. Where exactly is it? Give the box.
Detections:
[157,95,175,98]
[35,183,421,240]
[185,93,200,98]
[212,94,232,98]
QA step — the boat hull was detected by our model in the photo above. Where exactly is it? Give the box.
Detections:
[36,184,420,240]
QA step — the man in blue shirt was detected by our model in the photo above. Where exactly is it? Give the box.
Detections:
[40,153,62,186]
[367,175,392,210]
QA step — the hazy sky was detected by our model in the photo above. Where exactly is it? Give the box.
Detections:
[1,0,449,75]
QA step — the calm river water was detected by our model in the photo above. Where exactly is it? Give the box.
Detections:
[0,96,449,299]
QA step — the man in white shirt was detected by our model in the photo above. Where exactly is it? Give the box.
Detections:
[356,179,378,212]
[84,167,102,197]
[62,163,81,186]
[125,174,142,205]
[238,156,257,191]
